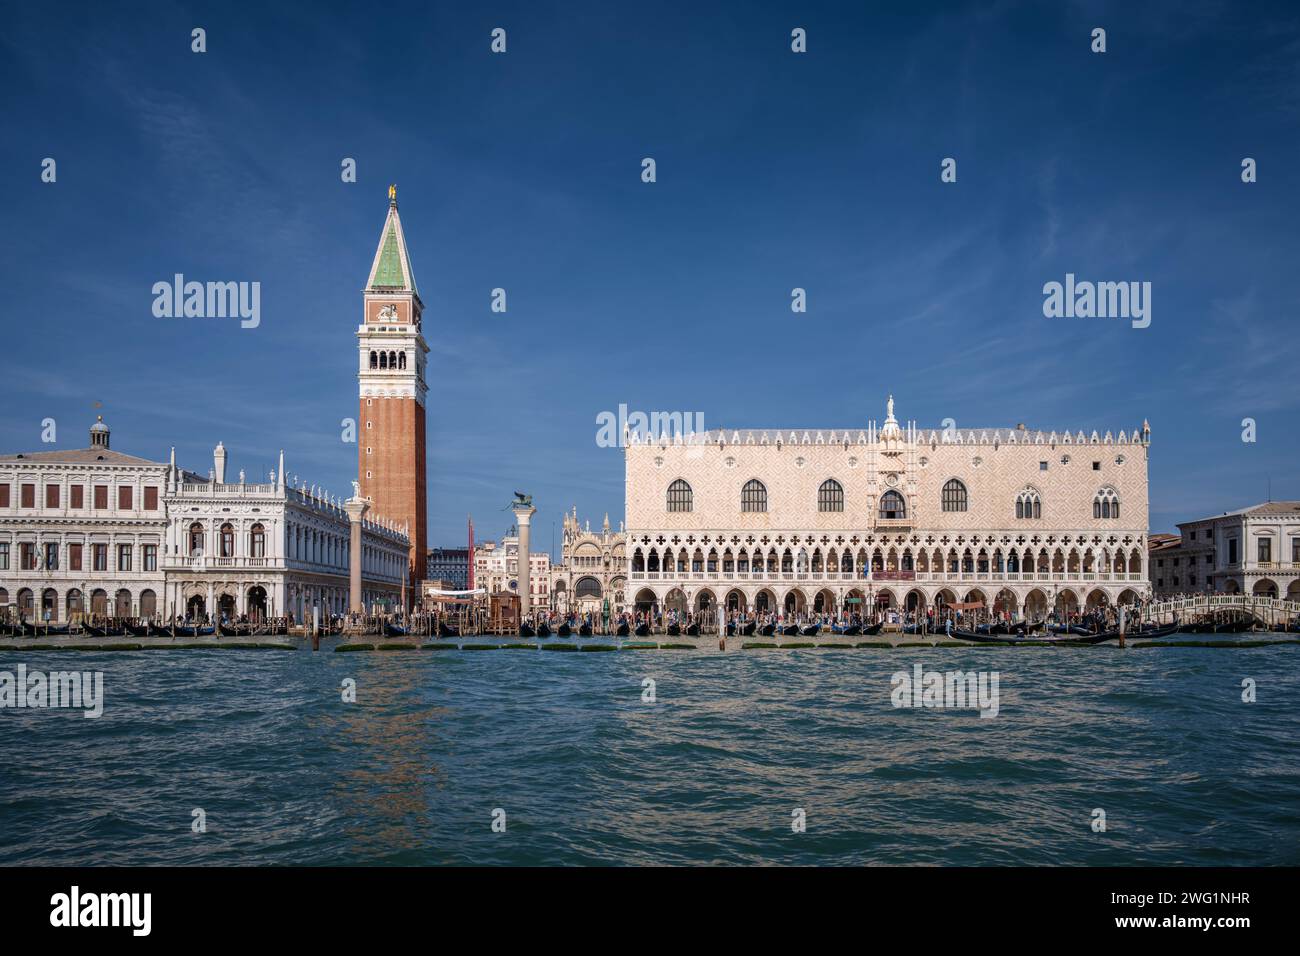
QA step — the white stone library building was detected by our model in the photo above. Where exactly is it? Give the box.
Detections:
[0,419,409,624]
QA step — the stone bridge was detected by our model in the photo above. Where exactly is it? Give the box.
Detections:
[1147,594,1300,628]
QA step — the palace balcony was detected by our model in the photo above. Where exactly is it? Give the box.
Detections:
[162,555,278,570]
[627,569,1146,585]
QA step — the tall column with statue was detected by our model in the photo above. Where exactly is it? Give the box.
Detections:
[512,492,536,623]
[345,481,370,615]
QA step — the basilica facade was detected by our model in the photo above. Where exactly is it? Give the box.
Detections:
[624,398,1152,620]
[551,508,626,614]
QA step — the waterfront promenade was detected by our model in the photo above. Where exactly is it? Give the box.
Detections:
[2,631,1296,653]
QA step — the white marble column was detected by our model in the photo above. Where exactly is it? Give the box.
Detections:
[513,502,537,620]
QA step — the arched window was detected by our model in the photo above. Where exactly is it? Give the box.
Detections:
[666,479,693,512]
[1094,488,1120,519]
[220,522,235,558]
[818,479,844,512]
[389,351,397,369]
[369,351,377,369]
[188,522,205,555]
[1016,489,1041,519]
[249,523,266,558]
[379,351,388,369]
[941,479,968,512]
[741,479,767,513]
[879,490,906,519]
[398,352,406,369]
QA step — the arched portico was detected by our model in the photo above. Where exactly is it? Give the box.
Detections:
[1253,578,1278,598]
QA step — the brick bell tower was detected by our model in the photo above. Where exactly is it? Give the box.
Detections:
[358,185,428,596]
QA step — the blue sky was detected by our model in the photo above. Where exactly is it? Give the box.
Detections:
[2,0,1298,552]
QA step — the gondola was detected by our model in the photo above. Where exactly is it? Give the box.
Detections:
[536,622,552,638]
[219,622,253,637]
[841,624,861,637]
[634,622,650,637]
[519,623,536,638]
[557,622,572,637]
[758,623,776,637]
[1130,623,1180,639]
[741,621,757,636]
[1048,624,1094,636]
[437,621,460,638]
[385,622,408,637]
[579,622,594,637]
[951,627,1108,645]
[18,623,72,636]
[861,622,884,636]
[779,624,800,636]
[86,624,128,637]
[686,622,701,636]
[666,623,681,637]
[170,624,216,637]
[726,622,737,636]
[616,621,631,637]
[902,623,928,635]
[800,624,820,636]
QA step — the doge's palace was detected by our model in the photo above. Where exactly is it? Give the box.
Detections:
[624,397,1151,620]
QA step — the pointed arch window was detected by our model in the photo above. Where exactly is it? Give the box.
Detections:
[818,479,844,512]
[741,479,767,513]
[879,490,906,519]
[1016,489,1041,519]
[1094,488,1120,519]
[666,479,693,512]
[188,522,205,556]
[941,479,968,512]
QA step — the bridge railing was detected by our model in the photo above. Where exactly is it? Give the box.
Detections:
[1147,594,1299,622]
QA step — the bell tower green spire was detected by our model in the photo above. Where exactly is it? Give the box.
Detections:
[365,184,419,294]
